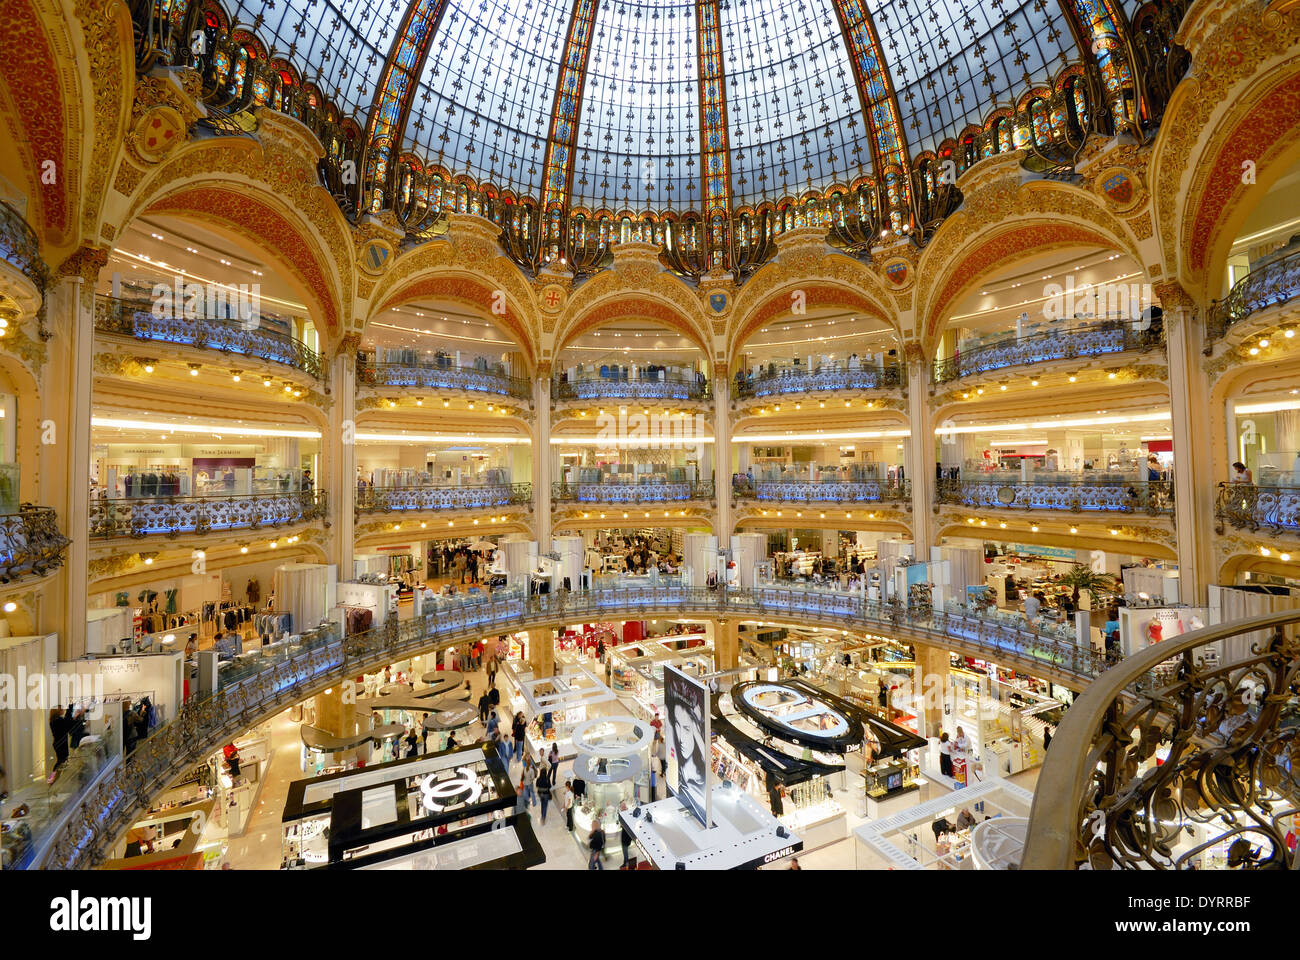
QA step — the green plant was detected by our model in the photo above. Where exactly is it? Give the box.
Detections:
[1056,566,1118,606]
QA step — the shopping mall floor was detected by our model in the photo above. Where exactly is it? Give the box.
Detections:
[222,637,1043,871]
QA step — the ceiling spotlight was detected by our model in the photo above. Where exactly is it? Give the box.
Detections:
[240,545,249,554]
[5,601,21,613]
[1070,526,1078,534]
[443,399,450,408]
[263,378,272,387]
[143,361,155,374]
[1068,375,1077,383]
[1030,525,1039,533]
[188,364,201,376]
[231,371,241,382]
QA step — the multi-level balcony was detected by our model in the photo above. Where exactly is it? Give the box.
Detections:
[732,475,911,505]
[735,360,904,401]
[0,200,44,290]
[89,490,327,539]
[94,295,324,378]
[551,479,715,505]
[937,477,1174,516]
[0,505,71,581]
[1215,482,1300,534]
[1207,247,1300,343]
[932,319,1163,385]
[357,356,531,400]
[552,371,709,404]
[357,482,533,514]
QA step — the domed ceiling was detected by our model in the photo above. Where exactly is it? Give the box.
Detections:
[221,0,1128,214]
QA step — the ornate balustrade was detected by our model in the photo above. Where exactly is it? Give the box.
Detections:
[0,506,71,581]
[736,363,904,399]
[933,320,1163,384]
[1207,248,1300,344]
[44,580,1115,869]
[89,491,326,539]
[551,480,715,504]
[357,483,532,513]
[94,296,323,378]
[1023,609,1300,870]
[937,477,1174,516]
[357,359,531,399]
[1215,482,1300,535]
[0,200,45,292]
[734,478,911,504]
[553,374,710,403]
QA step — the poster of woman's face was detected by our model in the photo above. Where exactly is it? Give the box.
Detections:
[664,664,710,829]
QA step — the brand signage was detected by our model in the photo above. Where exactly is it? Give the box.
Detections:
[664,664,711,829]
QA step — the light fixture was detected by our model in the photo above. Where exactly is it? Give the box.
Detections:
[1283,553,1293,562]
[269,540,278,548]
[1070,526,1078,534]
[443,399,450,408]
[143,556,153,565]
[1110,529,1119,536]
[231,370,241,382]
[1068,375,1077,383]
[1107,372,1116,380]
[263,378,272,387]
[240,545,249,554]
[143,362,155,374]
[1260,547,1270,556]
[188,364,201,376]
[2,602,15,613]
[416,398,424,406]
[1030,379,1039,387]
[1030,525,1039,533]
[999,522,1007,529]
[1259,339,1270,348]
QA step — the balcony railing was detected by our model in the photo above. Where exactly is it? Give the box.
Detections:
[0,200,45,291]
[1214,482,1300,534]
[552,373,710,403]
[44,581,1115,869]
[1207,247,1300,343]
[93,295,323,378]
[357,483,532,513]
[1023,609,1300,870]
[0,506,71,581]
[89,491,327,539]
[357,358,531,399]
[551,479,715,504]
[937,477,1174,516]
[736,362,904,399]
[932,320,1163,384]
[733,477,911,504]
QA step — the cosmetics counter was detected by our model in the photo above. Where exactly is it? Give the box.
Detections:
[499,660,620,761]
[940,665,1065,778]
[280,743,515,869]
[607,637,715,722]
[568,716,654,855]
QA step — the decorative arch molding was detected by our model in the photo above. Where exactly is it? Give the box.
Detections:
[934,519,1177,561]
[728,250,897,352]
[0,0,132,256]
[1217,547,1300,586]
[369,271,538,373]
[119,135,355,343]
[554,279,712,359]
[1150,0,1300,293]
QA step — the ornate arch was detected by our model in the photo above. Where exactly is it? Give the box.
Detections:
[1149,0,1300,298]
[555,293,711,359]
[728,281,897,363]
[554,264,710,357]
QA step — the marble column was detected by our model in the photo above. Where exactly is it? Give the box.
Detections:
[712,364,731,541]
[531,369,552,546]
[327,343,357,576]
[905,356,935,553]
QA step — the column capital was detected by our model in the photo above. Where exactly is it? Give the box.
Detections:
[52,244,109,285]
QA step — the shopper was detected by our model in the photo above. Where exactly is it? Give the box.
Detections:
[588,819,606,870]
[620,818,634,867]
[938,731,953,778]
[223,742,241,777]
[486,709,500,738]
[956,808,977,831]
[1231,461,1253,483]
[511,712,527,763]
[404,728,419,758]
[788,858,801,871]
[560,778,575,831]
[478,692,491,723]
[515,774,529,815]
[49,707,71,769]
[494,730,511,768]
[547,742,560,785]
[536,762,552,824]
[521,754,538,807]
[952,726,971,779]
[420,715,430,753]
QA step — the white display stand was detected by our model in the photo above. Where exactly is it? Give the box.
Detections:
[499,536,535,587]
[620,785,802,870]
[337,580,398,628]
[1118,606,1208,657]
[683,532,717,587]
[552,535,583,592]
[86,608,133,655]
[730,533,766,588]
[62,651,184,728]
[274,563,333,635]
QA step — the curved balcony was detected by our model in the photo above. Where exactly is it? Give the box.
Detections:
[357,483,532,513]
[937,477,1174,516]
[45,581,1114,869]
[1215,482,1300,534]
[552,373,709,403]
[736,362,904,400]
[89,490,327,539]
[1023,609,1300,870]
[551,479,714,504]
[932,320,1163,385]
[0,506,71,581]
[1207,247,1300,343]
[733,477,911,504]
[357,357,531,400]
[0,200,45,290]
[94,295,323,378]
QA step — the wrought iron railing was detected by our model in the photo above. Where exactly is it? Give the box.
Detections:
[357,358,531,399]
[89,491,326,539]
[937,477,1174,516]
[1214,482,1300,534]
[733,477,911,504]
[43,581,1115,869]
[357,483,532,514]
[736,362,905,399]
[551,480,715,504]
[0,506,71,581]
[1206,248,1300,344]
[932,319,1163,385]
[93,295,323,378]
[0,200,46,293]
[552,374,710,403]
[1023,609,1300,870]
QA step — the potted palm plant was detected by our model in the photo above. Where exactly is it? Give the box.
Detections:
[1056,565,1118,609]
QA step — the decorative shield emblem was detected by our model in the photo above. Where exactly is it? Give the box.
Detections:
[883,258,911,288]
[1102,172,1133,206]
[709,291,728,313]
[359,239,394,276]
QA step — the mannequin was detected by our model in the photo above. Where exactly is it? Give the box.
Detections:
[1146,619,1163,645]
